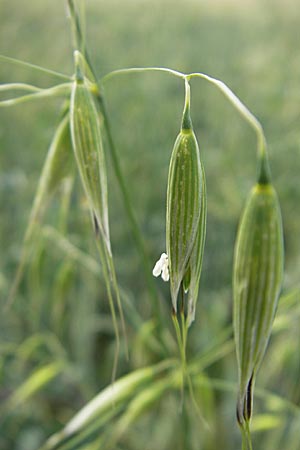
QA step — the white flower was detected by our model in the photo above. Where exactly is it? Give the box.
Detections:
[152,252,169,282]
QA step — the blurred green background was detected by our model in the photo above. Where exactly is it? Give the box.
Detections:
[1,0,300,449]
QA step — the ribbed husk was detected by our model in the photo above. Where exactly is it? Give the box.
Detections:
[233,182,284,424]
[70,53,110,252]
[166,128,206,317]
[186,160,207,326]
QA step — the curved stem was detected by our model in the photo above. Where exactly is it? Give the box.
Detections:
[101,66,267,165]
[101,67,186,84]
[0,54,71,81]
[0,83,42,93]
[188,72,267,159]
[0,83,71,107]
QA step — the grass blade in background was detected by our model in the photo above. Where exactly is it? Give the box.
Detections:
[6,112,73,307]
[41,360,175,450]
[2,362,65,412]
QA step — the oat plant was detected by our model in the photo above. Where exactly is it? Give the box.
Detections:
[1,1,295,449]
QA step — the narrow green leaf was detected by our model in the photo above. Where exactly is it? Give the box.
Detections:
[7,113,73,307]
[42,360,175,450]
[105,378,172,449]
[5,362,64,411]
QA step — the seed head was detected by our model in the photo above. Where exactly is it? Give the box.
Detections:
[153,80,207,327]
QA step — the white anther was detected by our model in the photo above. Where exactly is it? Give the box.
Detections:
[152,252,169,282]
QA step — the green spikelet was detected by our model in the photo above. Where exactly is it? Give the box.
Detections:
[233,163,284,425]
[70,50,110,251]
[70,51,128,375]
[166,81,206,325]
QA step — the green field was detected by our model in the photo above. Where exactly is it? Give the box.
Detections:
[1,1,300,449]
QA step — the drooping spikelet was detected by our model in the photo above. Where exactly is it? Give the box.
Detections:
[233,156,284,425]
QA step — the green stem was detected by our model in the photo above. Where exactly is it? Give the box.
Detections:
[101,67,186,84]
[171,311,185,408]
[0,83,41,92]
[241,426,248,450]
[179,288,187,368]
[102,66,269,182]
[187,72,267,160]
[181,79,192,131]
[101,67,266,157]
[245,421,253,450]
[0,83,71,107]
[67,0,84,53]
[239,421,253,450]
[172,311,184,363]
[179,297,209,429]
[95,236,120,384]
[104,238,129,360]
[0,54,71,81]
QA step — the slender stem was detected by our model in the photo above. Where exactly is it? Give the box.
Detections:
[181,79,192,130]
[171,311,185,409]
[0,54,71,81]
[239,421,253,450]
[0,83,71,107]
[188,72,267,158]
[102,65,267,158]
[105,240,129,360]
[67,0,85,55]
[178,289,209,429]
[179,288,187,367]
[172,312,184,363]
[245,421,253,450]
[241,426,248,450]
[101,66,266,156]
[101,67,186,84]
[0,83,41,92]
[102,66,269,179]
[95,236,120,384]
